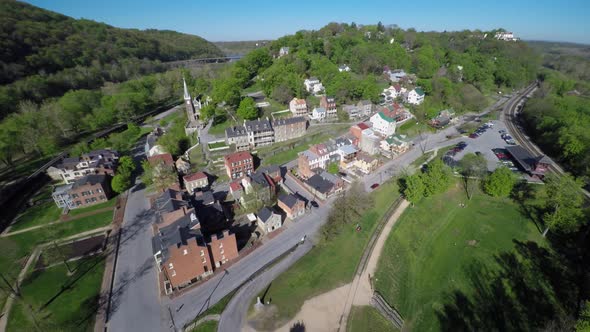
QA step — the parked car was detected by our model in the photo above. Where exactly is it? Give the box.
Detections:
[370,183,380,189]
[499,129,506,134]
[475,151,482,156]
[469,133,478,139]
[310,201,319,208]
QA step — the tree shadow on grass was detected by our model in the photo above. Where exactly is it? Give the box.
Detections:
[436,233,590,332]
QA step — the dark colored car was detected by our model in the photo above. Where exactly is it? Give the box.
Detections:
[469,133,478,139]
[457,141,467,148]
[475,151,482,156]
[310,201,319,208]
[370,183,380,189]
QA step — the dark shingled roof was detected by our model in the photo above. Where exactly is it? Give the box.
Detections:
[305,174,335,194]
[71,174,107,189]
[257,207,275,223]
[151,217,203,265]
[225,125,248,138]
[278,194,300,209]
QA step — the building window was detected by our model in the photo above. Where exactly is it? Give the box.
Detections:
[183,249,188,255]
[220,249,224,254]
[171,270,176,277]
[201,257,206,263]
[168,263,174,269]
[219,243,223,248]
[200,250,204,256]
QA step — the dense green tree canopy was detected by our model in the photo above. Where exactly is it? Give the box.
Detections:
[483,167,516,197]
[236,97,259,120]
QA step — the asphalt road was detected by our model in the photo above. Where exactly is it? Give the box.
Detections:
[107,137,164,332]
[105,95,513,332]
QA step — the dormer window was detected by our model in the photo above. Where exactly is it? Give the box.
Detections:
[168,263,174,269]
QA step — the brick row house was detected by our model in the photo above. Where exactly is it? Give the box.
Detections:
[289,98,309,116]
[225,117,308,150]
[151,188,239,293]
[297,138,351,179]
[320,96,337,118]
[224,151,254,180]
[277,193,305,220]
[52,174,112,209]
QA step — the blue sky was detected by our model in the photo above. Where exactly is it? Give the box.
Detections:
[26,0,590,44]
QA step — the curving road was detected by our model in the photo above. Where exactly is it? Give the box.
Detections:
[105,89,531,332]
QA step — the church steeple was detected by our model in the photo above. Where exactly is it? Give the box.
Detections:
[183,77,197,124]
[183,77,191,101]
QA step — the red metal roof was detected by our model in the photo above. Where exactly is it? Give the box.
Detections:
[183,171,207,182]
[147,153,174,167]
[224,151,253,164]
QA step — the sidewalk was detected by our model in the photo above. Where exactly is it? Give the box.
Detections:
[93,193,128,332]
[2,205,115,237]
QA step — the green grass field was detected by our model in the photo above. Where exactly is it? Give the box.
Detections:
[347,306,398,332]
[10,202,62,232]
[251,180,400,329]
[67,198,116,217]
[374,182,544,331]
[0,209,112,311]
[7,256,106,332]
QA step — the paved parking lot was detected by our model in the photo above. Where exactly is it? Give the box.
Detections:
[450,120,513,171]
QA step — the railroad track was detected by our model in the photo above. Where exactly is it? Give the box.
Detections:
[503,83,590,198]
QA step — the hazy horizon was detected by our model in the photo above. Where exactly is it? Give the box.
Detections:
[24,0,590,44]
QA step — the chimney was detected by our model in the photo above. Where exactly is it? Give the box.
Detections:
[211,234,217,241]
[223,230,230,237]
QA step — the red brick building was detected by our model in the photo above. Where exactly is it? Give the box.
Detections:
[69,174,112,208]
[278,193,305,219]
[207,230,239,268]
[350,122,370,140]
[224,151,254,180]
[320,96,337,117]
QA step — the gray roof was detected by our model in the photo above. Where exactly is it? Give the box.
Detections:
[314,107,326,114]
[71,174,107,189]
[320,171,340,185]
[258,207,276,223]
[334,137,352,147]
[53,184,73,195]
[226,125,248,138]
[249,171,271,188]
[278,194,300,209]
[194,190,215,206]
[358,100,372,106]
[272,116,307,127]
[146,134,158,150]
[245,118,272,132]
[258,164,280,176]
[339,144,358,155]
[151,217,204,265]
[305,174,335,195]
[83,149,118,159]
[154,189,187,214]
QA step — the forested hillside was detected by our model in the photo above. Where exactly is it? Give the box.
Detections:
[0,0,222,118]
[204,23,539,123]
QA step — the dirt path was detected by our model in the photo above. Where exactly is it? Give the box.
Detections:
[261,199,410,332]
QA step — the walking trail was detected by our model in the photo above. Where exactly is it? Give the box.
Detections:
[247,199,410,332]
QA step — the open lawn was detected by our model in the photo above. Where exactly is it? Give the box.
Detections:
[208,116,237,136]
[7,256,106,332]
[347,306,398,332]
[250,180,400,329]
[396,120,435,137]
[10,201,62,232]
[259,125,349,166]
[68,198,117,217]
[374,182,544,332]
[0,210,112,309]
